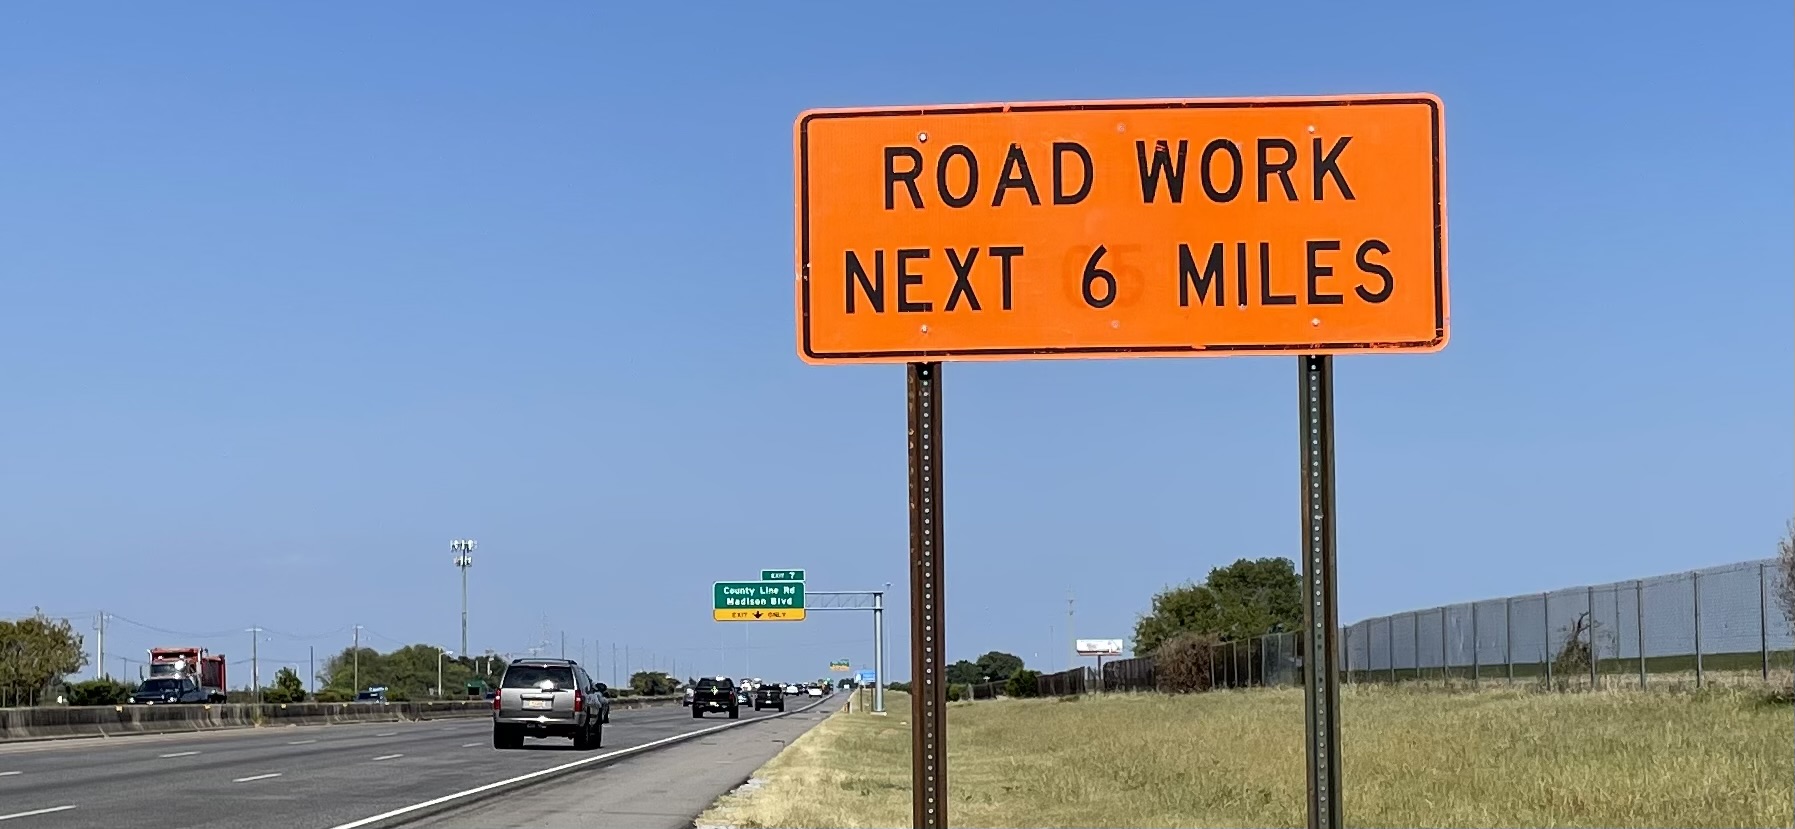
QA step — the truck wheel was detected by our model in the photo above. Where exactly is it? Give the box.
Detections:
[592,720,603,748]
[492,727,515,750]
[573,725,592,751]
[692,706,703,719]
[728,707,740,720]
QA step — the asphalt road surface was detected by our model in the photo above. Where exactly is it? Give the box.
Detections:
[405,701,839,829]
[0,699,833,829]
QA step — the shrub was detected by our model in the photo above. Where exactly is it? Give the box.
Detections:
[1154,631,1219,693]
[313,688,352,703]
[946,684,965,702]
[66,678,135,706]
[1004,669,1042,698]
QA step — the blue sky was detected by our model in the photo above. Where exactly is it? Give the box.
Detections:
[1,2,1789,687]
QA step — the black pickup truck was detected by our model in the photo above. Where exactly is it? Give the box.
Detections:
[130,677,209,705]
[752,684,785,712]
[690,677,739,719]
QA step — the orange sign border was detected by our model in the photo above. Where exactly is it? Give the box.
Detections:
[793,94,1447,364]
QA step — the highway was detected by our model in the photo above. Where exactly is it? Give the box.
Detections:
[0,698,834,828]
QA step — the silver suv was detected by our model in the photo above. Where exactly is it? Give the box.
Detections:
[491,658,607,750]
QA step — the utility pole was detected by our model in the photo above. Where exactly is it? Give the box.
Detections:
[1068,595,1076,671]
[94,612,108,680]
[452,539,476,659]
[561,631,566,660]
[353,625,364,692]
[248,627,264,704]
[309,646,315,695]
[611,643,617,686]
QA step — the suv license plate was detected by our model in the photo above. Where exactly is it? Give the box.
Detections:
[523,699,551,710]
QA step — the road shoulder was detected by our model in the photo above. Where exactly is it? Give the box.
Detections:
[407,702,838,829]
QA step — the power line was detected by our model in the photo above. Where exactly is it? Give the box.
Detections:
[109,614,242,639]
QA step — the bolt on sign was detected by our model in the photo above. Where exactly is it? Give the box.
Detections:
[713,581,807,622]
[795,95,1446,363]
[794,93,1447,829]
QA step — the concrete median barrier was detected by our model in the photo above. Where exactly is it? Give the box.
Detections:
[0,694,679,744]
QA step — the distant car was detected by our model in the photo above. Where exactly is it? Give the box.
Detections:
[491,658,605,750]
[354,687,388,704]
[129,677,208,705]
[682,686,695,707]
[784,683,801,696]
[753,685,785,712]
[735,688,752,707]
[690,677,739,719]
[806,684,824,698]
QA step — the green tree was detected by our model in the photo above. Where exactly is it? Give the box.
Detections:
[630,671,676,695]
[0,611,86,706]
[1134,557,1302,654]
[974,651,1024,682]
[1776,519,1794,632]
[945,660,982,685]
[1004,669,1042,698]
[316,644,483,700]
[263,667,307,703]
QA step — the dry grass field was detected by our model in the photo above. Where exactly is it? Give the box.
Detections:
[699,683,1793,828]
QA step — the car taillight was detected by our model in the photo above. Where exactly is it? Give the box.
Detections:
[572,689,584,712]
[491,694,501,711]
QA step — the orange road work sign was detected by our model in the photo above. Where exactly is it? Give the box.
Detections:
[794,95,1447,364]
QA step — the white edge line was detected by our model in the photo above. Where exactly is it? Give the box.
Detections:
[233,772,283,783]
[323,700,831,829]
[0,805,76,821]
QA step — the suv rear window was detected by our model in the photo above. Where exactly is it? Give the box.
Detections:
[695,678,732,691]
[503,665,576,690]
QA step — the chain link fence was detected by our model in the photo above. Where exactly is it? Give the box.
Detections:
[1031,558,1792,696]
[1342,558,1792,689]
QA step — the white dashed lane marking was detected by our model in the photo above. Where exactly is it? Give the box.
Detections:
[233,773,282,783]
[158,751,199,758]
[371,754,404,761]
[0,805,76,821]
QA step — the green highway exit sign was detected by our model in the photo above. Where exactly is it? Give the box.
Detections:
[761,569,805,581]
[713,581,806,622]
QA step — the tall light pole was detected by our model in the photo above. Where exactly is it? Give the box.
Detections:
[452,539,477,658]
[438,649,454,698]
[352,625,363,693]
[248,627,265,704]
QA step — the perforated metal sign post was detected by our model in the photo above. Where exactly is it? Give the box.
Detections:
[795,94,1447,829]
[1299,355,1343,829]
[906,362,947,829]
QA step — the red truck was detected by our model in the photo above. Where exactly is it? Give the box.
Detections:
[141,647,228,703]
